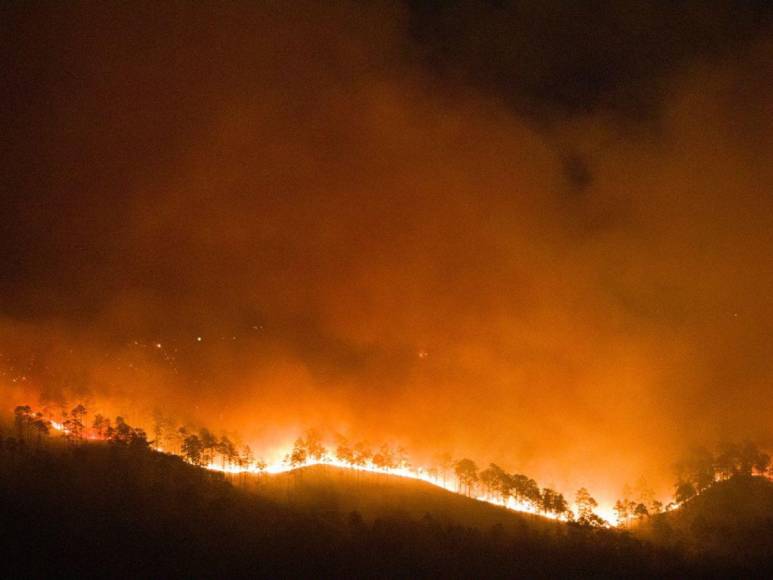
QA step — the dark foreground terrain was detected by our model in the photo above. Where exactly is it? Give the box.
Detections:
[0,441,770,578]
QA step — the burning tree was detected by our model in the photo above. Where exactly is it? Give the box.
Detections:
[351,442,371,467]
[64,404,87,445]
[304,429,327,462]
[289,438,307,468]
[182,433,203,466]
[454,458,478,497]
[335,435,354,465]
[575,487,605,527]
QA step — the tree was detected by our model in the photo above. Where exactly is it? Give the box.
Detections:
[352,442,371,467]
[714,442,740,480]
[395,446,409,470]
[614,499,629,527]
[479,465,499,498]
[240,445,255,470]
[218,436,237,469]
[110,416,132,445]
[31,414,50,445]
[198,429,217,465]
[739,441,769,477]
[289,438,307,468]
[64,404,87,445]
[517,476,542,508]
[182,434,203,466]
[510,474,530,503]
[335,435,354,465]
[552,492,570,519]
[634,503,649,520]
[304,429,327,462]
[128,428,150,451]
[436,452,454,486]
[372,444,396,470]
[575,487,605,527]
[674,480,696,504]
[454,458,478,496]
[93,414,108,439]
[676,447,714,492]
[541,488,568,517]
[479,464,509,501]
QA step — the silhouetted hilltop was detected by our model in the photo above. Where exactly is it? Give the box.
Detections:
[637,475,773,565]
[1,441,765,578]
[254,464,558,533]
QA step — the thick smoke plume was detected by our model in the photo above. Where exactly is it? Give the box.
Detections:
[1,1,771,501]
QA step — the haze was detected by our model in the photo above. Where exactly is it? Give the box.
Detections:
[1,1,772,503]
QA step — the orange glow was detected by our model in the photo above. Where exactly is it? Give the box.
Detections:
[41,417,614,524]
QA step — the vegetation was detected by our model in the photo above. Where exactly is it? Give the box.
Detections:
[3,403,772,577]
[0,434,710,577]
[0,404,773,576]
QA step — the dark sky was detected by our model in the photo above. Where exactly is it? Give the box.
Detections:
[1,1,772,499]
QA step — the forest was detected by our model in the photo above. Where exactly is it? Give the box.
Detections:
[2,402,771,577]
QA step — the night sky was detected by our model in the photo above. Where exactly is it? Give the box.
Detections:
[1,1,772,499]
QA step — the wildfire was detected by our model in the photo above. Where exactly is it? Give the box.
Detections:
[41,412,613,525]
[204,454,577,523]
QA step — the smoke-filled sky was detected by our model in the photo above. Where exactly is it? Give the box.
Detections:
[1,1,772,498]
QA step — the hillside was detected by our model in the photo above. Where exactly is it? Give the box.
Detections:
[252,464,558,533]
[0,440,760,578]
[636,476,773,565]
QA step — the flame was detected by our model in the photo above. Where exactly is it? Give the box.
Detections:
[44,416,612,525]
[204,455,584,523]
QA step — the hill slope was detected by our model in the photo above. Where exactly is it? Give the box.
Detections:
[1,441,763,578]
[637,476,773,564]
[252,464,558,533]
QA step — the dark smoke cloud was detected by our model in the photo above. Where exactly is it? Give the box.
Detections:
[1,1,771,500]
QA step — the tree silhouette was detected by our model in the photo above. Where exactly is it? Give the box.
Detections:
[304,430,327,462]
[436,452,453,486]
[677,446,715,491]
[479,464,509,501]
[93,414,108,439]
[198,428,217,465]
[454,458,478,497]
[714,442,740,480]
[182,434,203,466]
[614,499,629,527]
[218,436,237,469]
[30,414,50,446]
[335,435,354,465]
[552,492,570,519]
[540,488,552,514]
[372,444,396,470]
[352,442,371,467]
[64,404,87,445]
[674,480,696,504]
[634,503,649,520]
[289,438,307,468]
[575,487,605,527]
[110,416,132,445]
[128,428,149,451]
[479,465,498,498]
[739,441,770,476]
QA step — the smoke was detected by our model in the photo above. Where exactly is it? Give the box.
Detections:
[1,1,771,502]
